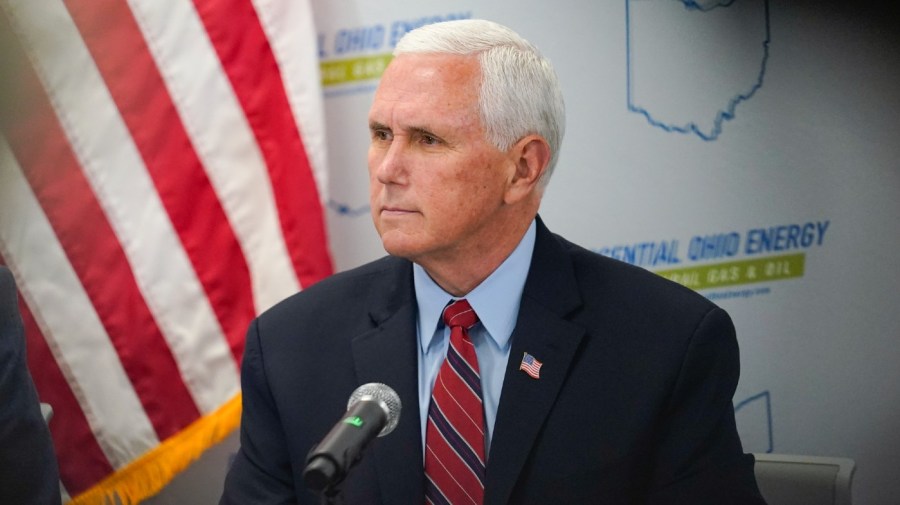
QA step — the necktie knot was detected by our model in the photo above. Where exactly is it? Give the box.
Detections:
[442,299,479,331]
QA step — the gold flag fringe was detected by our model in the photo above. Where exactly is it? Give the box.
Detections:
[68,393,242,505]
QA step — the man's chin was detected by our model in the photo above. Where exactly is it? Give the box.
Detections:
[381,243,418,261]
[379,233,423,261]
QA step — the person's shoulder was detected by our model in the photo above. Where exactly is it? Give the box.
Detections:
[0,266,22,343]
[553,232,718,314]
[0,266,15,309]
[259,255,410,321]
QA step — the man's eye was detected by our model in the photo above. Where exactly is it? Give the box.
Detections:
[373,130,392,141]
[420,134,440,145]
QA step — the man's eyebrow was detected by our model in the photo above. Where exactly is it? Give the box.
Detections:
[407,126,438,137]
[368,122,439,138]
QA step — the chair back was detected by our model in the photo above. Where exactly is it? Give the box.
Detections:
[754,453,855,505]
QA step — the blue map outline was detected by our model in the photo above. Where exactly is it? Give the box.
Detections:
[327,199,370,217]
[625,0,772,141]
[734,390,774,453]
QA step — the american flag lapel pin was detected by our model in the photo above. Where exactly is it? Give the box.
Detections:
[519,352,543,379]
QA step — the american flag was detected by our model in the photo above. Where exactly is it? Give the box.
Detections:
[0,0,332,503]
[519,352,543,379]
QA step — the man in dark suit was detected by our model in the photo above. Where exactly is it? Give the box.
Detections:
[0,265,62,504]
[222,19,765,504]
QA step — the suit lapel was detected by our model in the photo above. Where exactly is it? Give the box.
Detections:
[350,259,424,504]
[485,218,586,505]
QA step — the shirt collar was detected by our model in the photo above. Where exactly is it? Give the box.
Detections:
[414,220,537,352]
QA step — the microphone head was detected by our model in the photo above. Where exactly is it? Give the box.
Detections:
[347,383,401,437]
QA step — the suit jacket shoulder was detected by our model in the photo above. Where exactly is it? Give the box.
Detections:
[555,230,718,320]
[260,255,411,327]
[0,266,62,505]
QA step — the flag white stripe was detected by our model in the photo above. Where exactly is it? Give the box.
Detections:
[251,0,329,201]
[5,0,239,414]
[127,0,302,313]
[0,138,158,467]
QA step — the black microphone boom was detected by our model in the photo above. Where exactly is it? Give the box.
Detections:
[303,383,402,492]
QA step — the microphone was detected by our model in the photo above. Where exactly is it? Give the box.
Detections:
[303,383,402,492]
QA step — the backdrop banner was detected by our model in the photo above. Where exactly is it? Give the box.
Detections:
[313,2,900,504]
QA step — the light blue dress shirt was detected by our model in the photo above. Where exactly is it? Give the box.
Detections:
[413,220,536,460]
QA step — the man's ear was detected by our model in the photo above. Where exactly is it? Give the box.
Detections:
[505,134,551,204]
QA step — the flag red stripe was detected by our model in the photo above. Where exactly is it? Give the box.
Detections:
[1,35,201,439]
[192,0,333,287]
[64,0,256,365]
[8,272,116,494]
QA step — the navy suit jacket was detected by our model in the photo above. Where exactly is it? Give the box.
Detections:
[0,266,62,504]
[222,219,765,504]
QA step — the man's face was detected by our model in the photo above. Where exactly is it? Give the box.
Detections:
[368,53,516,268]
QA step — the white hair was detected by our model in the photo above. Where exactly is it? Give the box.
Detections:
[394,19,566,185]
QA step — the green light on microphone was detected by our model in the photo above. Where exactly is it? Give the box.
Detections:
[343,416,364,428]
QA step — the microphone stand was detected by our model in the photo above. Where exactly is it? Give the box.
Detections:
[319,484,345,505]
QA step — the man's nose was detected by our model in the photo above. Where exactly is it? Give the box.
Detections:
[374,141,407,185]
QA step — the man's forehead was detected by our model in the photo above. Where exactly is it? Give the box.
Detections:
[378,54,479,96]
[369,54,481,126]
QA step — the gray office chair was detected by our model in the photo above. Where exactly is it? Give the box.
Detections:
[754,453,855,505]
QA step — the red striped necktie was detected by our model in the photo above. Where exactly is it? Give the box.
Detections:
[425,299,485,505]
